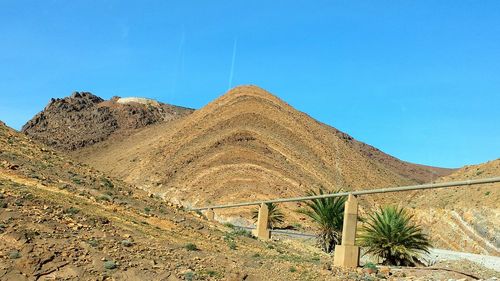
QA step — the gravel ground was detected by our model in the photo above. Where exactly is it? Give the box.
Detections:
[427,248,500,272]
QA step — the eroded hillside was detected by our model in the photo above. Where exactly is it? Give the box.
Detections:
[411,159,500,255]
[0,121,339,280]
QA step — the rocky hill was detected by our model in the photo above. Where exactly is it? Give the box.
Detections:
[71,86,453,219]
[0,121,336,280]
[411,159,500,256]
[1,121,496,280]
[22,92,194,150]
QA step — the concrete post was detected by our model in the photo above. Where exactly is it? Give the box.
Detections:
[252,203,270,240]
[205,208,215,221]
[333,194,360,268]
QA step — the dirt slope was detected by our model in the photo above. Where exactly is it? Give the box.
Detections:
[411,159,500,256]
[2,120,345,280]
[22,92,194,150]
[345,137,454,184]
[73,86,451,215]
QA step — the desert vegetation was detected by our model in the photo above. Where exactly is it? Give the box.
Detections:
[251,202,285,229]
[358,206,431,266]
[297,188,347,253]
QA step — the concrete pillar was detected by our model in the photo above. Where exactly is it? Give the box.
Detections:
[333,194,360,268]
[205,208,215,221]
[252,203,270,240]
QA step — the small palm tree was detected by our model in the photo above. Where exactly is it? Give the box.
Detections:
[358,206,431,266]
[251,202,285,229]
[297,188,347,253]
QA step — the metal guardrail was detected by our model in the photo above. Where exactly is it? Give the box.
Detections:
[191,176,500,211]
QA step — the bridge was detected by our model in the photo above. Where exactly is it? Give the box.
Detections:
[191,177,500,268]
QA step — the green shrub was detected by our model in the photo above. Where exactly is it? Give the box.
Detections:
[222,226,253,251]
[358,206,431,266]
[205,270,220,277]
[223,222,235,228]
[63,207,80,215]
[230,228,253,238]
[88,239,99,247]
[184,271,195,281]
[184,243,199,251]
[103,260,117,270]
[363,262,378,270]
[289,266,297,272]
[9,250,21,259]
[101,177,114,189]
[227,240,237,250]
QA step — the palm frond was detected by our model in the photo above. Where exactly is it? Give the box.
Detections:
[251,202,285,229]
[358,206,431,266]
[296,187,347,253]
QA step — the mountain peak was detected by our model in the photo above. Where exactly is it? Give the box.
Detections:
[71,86,453,215]
[221,85,286,102]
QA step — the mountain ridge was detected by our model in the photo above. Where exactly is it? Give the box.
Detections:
[71,86,453,209]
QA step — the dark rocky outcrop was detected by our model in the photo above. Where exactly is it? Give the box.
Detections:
[22,92,194,150]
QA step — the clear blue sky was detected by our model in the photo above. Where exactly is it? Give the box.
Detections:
[1,1,499,168]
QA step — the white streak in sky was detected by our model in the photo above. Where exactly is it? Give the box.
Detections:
[228,38,237,90]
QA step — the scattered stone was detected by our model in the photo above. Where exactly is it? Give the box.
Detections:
[121,239,134,247]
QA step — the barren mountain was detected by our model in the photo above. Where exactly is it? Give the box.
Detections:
[72,86,452,216]
[68,86,500,257]
[22,92,194,150]
[3,120,487,280]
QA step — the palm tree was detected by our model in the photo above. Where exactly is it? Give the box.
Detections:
[358,206,431,266]
[297,188,347,253]
[251,202,285,229]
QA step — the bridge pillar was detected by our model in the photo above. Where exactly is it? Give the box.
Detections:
[333,194,360,268]
[252,203,270,240]
[205,208,215,221]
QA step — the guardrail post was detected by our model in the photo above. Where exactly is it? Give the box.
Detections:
[205,208,215,221]
[333,194,360,268]
[252,203,270,240]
